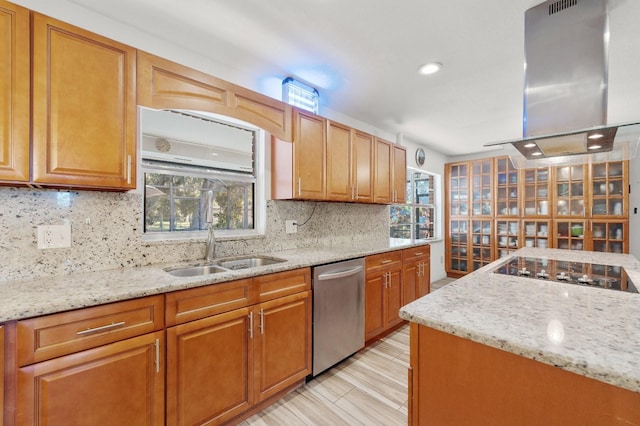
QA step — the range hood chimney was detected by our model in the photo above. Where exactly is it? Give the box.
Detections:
[485,0,640,168]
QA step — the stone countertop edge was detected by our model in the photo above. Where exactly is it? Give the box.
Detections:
[0,240,430,323]
[399,247,640,394]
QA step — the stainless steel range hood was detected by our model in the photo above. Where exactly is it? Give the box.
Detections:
[485,0,640,168]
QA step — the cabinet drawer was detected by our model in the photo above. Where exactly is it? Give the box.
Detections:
[402,246,431,263]
[254,268,311,303]
[17,295,164,366]
[165,278,253,326]
[366,251,402,271]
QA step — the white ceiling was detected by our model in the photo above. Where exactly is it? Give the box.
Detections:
[14,0,640,157]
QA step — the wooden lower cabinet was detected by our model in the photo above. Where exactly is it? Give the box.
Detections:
[166,269,311,425]
[17,331,165,426]
[409,324,640,425]
[402,246,431,302]
[365,252,403,342]
[253,291,311,403]
[166,308,253,426]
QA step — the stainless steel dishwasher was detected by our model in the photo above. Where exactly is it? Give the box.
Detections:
[312,257,365,376]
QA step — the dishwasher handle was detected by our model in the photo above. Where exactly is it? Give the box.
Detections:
[317,266,363,281]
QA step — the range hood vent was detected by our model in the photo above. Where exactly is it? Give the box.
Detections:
[484,0,640,168]
[549,0,577,15]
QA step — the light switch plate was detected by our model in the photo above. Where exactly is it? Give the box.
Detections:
[37,224,72,249]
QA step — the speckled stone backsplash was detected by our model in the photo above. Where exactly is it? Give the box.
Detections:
[0,187,389,283]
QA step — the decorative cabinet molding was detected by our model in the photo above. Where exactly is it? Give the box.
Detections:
[137,51,293,142]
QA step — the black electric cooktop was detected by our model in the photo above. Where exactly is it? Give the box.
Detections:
[493,256,638,293]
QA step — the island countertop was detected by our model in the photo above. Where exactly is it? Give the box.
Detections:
[399,247,640,394]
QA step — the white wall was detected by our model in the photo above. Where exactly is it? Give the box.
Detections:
[628,155,640,258]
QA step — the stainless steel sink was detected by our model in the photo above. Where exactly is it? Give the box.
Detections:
[165,263,230,277]
[216,255,287,270]
[165,255,287,277]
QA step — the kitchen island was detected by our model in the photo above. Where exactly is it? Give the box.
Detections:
[400,248,640,425]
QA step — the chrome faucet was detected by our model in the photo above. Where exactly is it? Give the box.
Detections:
[205,190,216,261]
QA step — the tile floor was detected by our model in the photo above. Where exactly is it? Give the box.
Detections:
[240,277,455,426]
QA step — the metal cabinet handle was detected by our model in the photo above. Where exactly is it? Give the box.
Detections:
[126,155,132,185]
[259,309,265,335]
[298,177,302,197]
[381,259,393,264]
[76,321,125,336]
[386,272,392,287]
[248,312,254,339]
[154,338,160,373]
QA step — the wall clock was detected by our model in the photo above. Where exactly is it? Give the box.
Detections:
[415,148,426,166]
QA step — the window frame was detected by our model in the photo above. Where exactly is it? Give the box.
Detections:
[390,167,441,241]
[139,122,266,242]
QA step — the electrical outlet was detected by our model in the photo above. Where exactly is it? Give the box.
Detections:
[37,224,72,249]
[285,220,298,234]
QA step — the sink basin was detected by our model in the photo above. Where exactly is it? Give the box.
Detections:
[216,255,287,270]
[165,263,230,277]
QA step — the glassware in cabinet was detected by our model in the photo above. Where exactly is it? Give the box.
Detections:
[496,219,520,258]
[590,161,626,217]
[449,219,469,273]
[522,219,550,250]
[523,167,550,216]
[471,219,493,270]
[591,220,627,253]
[471,159,492,216]
[554,165,585,217]
[555,220,586,251]
[495,157,519,216]
[448,163,468,216]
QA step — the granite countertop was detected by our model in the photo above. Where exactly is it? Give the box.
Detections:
[400,247,640,394]
[0,239,429,322]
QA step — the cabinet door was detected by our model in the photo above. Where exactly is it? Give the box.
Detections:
[0,1,29,182]
[402,261,419,306]
[373,138,392,203]
[419,259,431,296]
[17,331,164,426]
[293,110,325,199]
[392,145,407,203]
[31,14,136,189]
[166,308,252,426]
[385,268,404,329]
[326,121,352,201]
[253,291,311,403]
[365,271,386,341]
[352,131,373,202]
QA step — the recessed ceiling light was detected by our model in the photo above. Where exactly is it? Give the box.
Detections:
[524,142,537,148]
[418,62,442,75]
[588,133,604,139]
[531,151,543,156]
[588,144,602,150]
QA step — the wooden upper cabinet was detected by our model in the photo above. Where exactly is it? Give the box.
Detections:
[326,120,352,201]
[373,138,392,203]
[393,145,407,203]
[137,51,292,141]
[31,13,137,189]
[293,109,326,199]
[352,131,374,203]
[0,1,29,182]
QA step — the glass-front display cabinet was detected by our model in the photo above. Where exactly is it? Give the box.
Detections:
[471,159,492,216]
[522,219,551,250]
[449,219,469,274]
[496,219,520,258]
[523,167,550,217]
[590,161,627,218]
[471,219,493,269]
[554,165,586,217]
[449,163,468,216]
[591,220,627,253]
[496,157,519,217]
[555,220,586,250]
